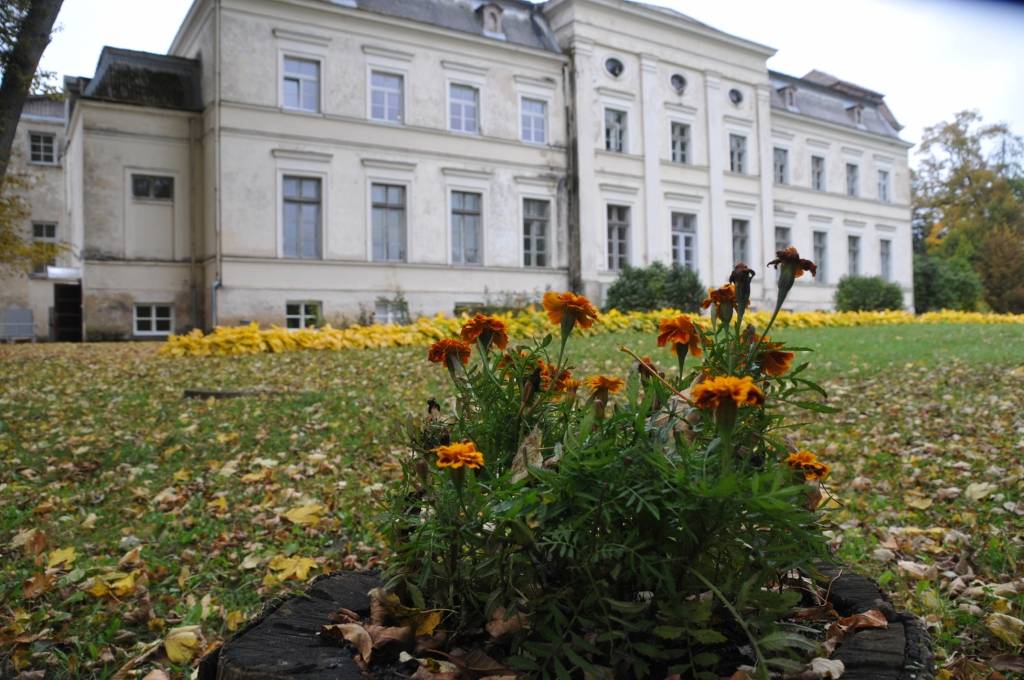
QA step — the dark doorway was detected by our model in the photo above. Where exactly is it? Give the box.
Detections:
[53,284,82,342]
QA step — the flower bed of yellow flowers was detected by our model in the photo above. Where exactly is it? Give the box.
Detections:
[160,307,1023,358]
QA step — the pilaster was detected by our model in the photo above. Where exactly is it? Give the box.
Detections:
[640,53,663,265]
[755,83,774,304]
[570,38,601,300]
[704,71,728,286]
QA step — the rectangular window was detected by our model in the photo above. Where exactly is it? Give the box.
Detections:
[729,134,747,174]
[32,222,57,274]
[774,226,791,254]
[285,301,321,330]
[523,198,549,267]
[29,132,56,164]
[374,300,407,325]
[846,163,859,197]
[811,155,826,191]
[848,234,861,276]
[451,191,482,264]
[671,212,696,270]
[134,304,173,336]
[371,183,406,262]
[773,147,789,184]
[731,218,749,264]
[282,175,322,259]
[131,174,174,201]
[813,231,828,283]
[283,56,320,112]
[370,71,403,123]
[449,84,479,134]
[670,122,689,164]
[605,109,626,153]
[607,204,629,271]
[880,239,892,281]
[521,98,547,144]
[877,169,890,203]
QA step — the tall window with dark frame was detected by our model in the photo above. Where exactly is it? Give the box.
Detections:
[813,231,828,283]
[605,109,626,153]
[670,122,689,163]
[132,174,174,200]
[846,163,859,197]
[449,84,479,133]
[879,239,892,281]
[729,134,747,173]
[811,155,826,191]
[847,234,861,275]
[370,71,403,123]
[521,98,547,144]
[606,204,629,271]
[731,218,749,264]
[29,132,55,164]
[773,147,789,184]
[522,198,549,267]
[774,226,791,254]
[451,191,482,265]
[32,222,57,274]
[877,169,891,203]
[283,56,320,112]
[371,183,406,262]
[671,212,696,270]
[282,176,322,259]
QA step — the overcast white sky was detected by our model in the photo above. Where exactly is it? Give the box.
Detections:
[38,0,1024,161]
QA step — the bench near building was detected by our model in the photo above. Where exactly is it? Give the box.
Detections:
[0,0,913,341]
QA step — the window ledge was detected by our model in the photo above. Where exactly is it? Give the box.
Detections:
[280,107,324,118]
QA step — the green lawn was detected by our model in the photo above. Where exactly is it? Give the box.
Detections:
[1,323,1022,678]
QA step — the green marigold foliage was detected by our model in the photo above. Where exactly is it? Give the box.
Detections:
[386,258,835,679]
[604,262,705,312]
[834,276,905,312]
[913,254,984,313]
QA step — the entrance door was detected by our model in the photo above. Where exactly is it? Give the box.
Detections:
[53,284,83,342]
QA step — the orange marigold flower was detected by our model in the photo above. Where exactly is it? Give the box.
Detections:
[690,375,764,410]
[756,336,795,376]
[428,338,471,367]
[656,316,703,357]
[701,283,737,310]
[584,375,625,394]
[785,450,830,481]
[540,362,574,392]
[635,356,662,380]
[768,246,817,278]
[460,314,510,350]
[434,441,485,470]
[542,291,599,330]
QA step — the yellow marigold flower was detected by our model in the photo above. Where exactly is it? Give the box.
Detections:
[427,338,471,367]
[542,291,599,330]
[434,441,485,470]
[701,284,737,310]
[584,375,625,394]
[785,450,830,481]
[690,375,764,410]
[656,316,703,357]
[756,336,795,376]
[460,314,509,351]
[768,246,817,279]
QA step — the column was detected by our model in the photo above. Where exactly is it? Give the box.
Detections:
[704,71,729,285]
[571,38,601,300]
[755,83,774,305]
[640,53,663,265]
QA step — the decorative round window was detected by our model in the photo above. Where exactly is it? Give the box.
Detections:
[729,88,743,105]
[604,57,624,77]
[670,73,687,94]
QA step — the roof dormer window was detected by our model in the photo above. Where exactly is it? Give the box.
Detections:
[780,85,797,109]
[848,103,864,126]
[479,3,505,40]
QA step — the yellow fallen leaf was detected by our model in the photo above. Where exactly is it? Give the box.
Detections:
[266,555,318,581]
[81,513,97,529]
[47,546,76,569]
[965,482,998,501]
[226,610,247,632]
[200,593,213,620]
[164,625,204,664]
[207,497,228,513]
[414,610,444,637]
[903,494,933,510]
[987,613,1024,647]
[85,578,110,598]
[283,503,324,526]
[173,467,190,482]
[110,571,136,597]
[178,565,191,590]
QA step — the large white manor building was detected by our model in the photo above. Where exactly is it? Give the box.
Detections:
[2,0,912,341]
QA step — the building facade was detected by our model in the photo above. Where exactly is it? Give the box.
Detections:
[1,0,913,340]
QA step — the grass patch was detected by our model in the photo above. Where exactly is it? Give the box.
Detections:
[0,323,1022,677]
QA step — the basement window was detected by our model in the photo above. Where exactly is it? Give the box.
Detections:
[135,304,173,336]
[132,174,174,201]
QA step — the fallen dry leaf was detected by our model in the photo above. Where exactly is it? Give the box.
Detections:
[283,503,325,526]
[824,610,887,655]
[322,623,372,663]
[47,546,76,569]
[986,613,1024,647]
[164,625,204,664]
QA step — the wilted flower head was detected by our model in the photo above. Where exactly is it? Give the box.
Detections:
[428,338,472,371]
[656,316,703,357]
[542,291,599,339]
[768,247,817,279]
[701,284,737,323]
[434,441,485,470]
[755,336,795,376]
[785,450,830,481]
[690,375,764,410]
[460,314,509,351]
[729,263,755,316]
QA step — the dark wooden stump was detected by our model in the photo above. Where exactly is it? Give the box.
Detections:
[201,566,933,679]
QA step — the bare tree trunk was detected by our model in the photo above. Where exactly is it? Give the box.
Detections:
[0,0,63,182]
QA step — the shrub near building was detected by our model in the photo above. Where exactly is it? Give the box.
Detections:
[604,262,705,312]
[834,275,905,311]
